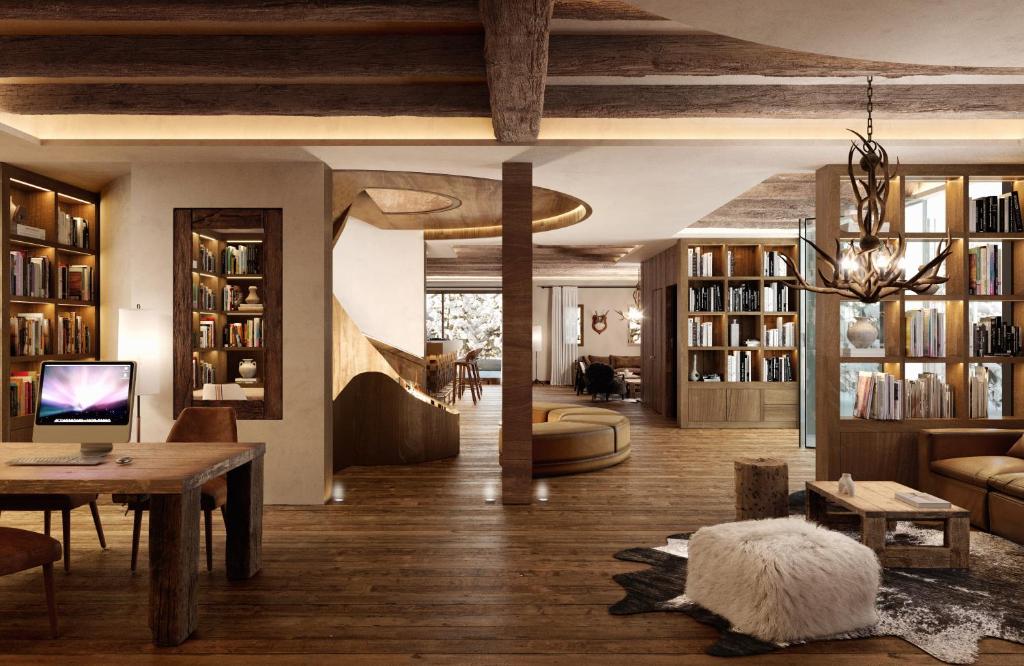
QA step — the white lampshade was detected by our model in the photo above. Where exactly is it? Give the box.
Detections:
[532,325,543,352]
[118,307,171,397]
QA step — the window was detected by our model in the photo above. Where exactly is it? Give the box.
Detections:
[425,292,502,358]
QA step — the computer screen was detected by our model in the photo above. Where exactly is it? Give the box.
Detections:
[36,362,135,426]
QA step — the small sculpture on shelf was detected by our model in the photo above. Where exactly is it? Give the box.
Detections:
[689,354,700,382]
[846,313,879,349]
[838,473,856,497]
[245,285,260,305]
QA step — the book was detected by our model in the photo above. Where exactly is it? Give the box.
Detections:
[905,308,945,357]
[894,491,951,510]
[15,224,46,240]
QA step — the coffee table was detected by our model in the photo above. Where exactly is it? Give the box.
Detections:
[624,377,641,400]
[806,480,970,569]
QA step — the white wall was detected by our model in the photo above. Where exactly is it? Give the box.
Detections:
[532,286,640,381]
[100,162,331,505]
[333,217,424,357]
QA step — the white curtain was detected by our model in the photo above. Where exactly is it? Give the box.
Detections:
[549,286,579,385]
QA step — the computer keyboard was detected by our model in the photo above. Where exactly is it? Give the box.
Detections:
[7,456,105,466]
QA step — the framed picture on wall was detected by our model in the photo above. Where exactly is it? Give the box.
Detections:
[576,304,584,345]
[628,318,641,345]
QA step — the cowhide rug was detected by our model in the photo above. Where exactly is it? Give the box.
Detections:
[610,522,1024,664]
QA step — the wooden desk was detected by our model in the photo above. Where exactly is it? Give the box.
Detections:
[0,442,264,646]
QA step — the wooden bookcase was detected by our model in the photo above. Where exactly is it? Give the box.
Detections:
[1,164,100,441]
[816,165,1024,487]
[678,238,799,428]
[173,208,281,420]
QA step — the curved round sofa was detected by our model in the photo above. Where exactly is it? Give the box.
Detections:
[530,402,631,476]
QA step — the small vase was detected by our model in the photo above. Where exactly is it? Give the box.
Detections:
[846,316,879,349]
[689,354,700,382]
[245,285,260,305]
[838,473,856,496]
[238,358,257,379]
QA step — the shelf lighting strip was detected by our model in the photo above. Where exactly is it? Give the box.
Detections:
[9,178,51,193]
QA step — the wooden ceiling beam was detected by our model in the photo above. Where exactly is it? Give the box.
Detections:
[3,83,1023,118]
[480,0,555,143]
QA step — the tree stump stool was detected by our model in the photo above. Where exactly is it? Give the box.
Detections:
[734,457,789,520]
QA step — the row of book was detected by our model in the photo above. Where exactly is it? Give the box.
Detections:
[9,252,50,298]
[56,264,93,301]
[969,192,1022,233]
[225,318,264,348]
[192,358,215,390]
[194,283,216,310]
[763,282,792,313]
[904,372,953,419]
[906,308,946,357]
[57,211,90,249]
[727,284,759,312]
[197,318,217,349]
[687,317,715,347]
[972,316,1021,356]
[968,244,1003,295]
[55,312,91,355]
[762,355,794,382]
[9,370,37,417]
[198,245,217,273]
[763,251,789,277]
[222,244,262,275]
[854,370,956,420]
[726,350,754,382]
[689,284,723,312]
[687,247,715,277]
[969,366,990,418]
[763,319,796,347]
[10,313,49,356]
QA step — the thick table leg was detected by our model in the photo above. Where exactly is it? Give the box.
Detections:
[945,516,971,569]
[225,456,263,581]
[149,488,199,647]
[805,485,828,524]
[862,516,887,559]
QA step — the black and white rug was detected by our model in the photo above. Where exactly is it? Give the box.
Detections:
[610,523,1024,664]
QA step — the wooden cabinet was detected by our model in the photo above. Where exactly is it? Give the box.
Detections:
[686,384,798,428]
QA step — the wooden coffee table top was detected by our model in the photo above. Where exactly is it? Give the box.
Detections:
[807,480,969,520]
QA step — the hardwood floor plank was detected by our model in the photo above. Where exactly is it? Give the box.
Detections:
[0,385,1017,662]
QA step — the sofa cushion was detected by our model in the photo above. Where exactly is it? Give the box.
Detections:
[931,456,1024,488]
[559,413,630,451]
[532,421,615,463]
[532,401,577,424]
[586,355,610,367]
[989,472,1024,500]
[611,355,641,369]
[1008,435,1024,459]
[547,405,619,422]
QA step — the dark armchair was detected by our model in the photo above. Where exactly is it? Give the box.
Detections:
[584,362,627,401]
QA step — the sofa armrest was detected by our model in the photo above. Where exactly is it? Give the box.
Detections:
[918,428,1022,490]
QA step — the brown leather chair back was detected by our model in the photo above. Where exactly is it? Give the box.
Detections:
[167,407,238,443]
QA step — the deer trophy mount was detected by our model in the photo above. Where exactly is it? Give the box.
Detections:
[591,310,609,335]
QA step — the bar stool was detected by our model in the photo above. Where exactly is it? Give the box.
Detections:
[455,349,483,404]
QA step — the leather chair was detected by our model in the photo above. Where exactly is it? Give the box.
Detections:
[584,362,627,401]
[0,527,62,637]
[0,494,105,573]
[118,407,237,572]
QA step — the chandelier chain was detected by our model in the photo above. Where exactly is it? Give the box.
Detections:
[865,75,874,142]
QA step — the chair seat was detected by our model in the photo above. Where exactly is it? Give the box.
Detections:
[0,493,97,511]
[0,527,62,576]
[201,477,228,510]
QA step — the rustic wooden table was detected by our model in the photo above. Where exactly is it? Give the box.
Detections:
[0,442,264,646]
[806,480,970,569]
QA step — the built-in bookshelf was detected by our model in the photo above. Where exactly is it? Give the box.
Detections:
[173,208,281,420]
[1,164,99,441]
[679,238,799,429]
[816,165,1024,487]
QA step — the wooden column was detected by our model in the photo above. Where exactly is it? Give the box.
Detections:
[501,162,533,504]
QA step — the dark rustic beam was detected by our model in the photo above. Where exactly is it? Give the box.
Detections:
[500,162,533,505]
[0,34,485,80]
[480,0,555,143]
[543,84,1024,118]
[0,83,491,116]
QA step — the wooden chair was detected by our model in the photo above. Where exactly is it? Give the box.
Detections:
[0,526,62,637]
[0,494,105,573]
[118,407,237,573]
[455,348,484,404]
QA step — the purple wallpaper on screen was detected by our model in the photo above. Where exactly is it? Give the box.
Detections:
[37,364,132,425]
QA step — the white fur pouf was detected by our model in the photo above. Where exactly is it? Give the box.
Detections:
[684,517,880,642]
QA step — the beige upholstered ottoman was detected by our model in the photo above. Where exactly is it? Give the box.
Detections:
[684,517,880,642]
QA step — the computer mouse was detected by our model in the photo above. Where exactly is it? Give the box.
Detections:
[115,456,133,465]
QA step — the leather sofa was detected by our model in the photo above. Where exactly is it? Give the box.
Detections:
[918,428,1024,544]
[529,401,631,476]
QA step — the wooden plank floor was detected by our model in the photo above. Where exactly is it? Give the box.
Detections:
[1,385,1021,663]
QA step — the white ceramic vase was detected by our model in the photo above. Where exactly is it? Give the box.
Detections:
[238,358,257,379]
[689,354,700,382]
[838,473,856,496]
[846,316,879,349]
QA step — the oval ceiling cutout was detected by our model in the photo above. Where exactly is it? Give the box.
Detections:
[364,187,461,215]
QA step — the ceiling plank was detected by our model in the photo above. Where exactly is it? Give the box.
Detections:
[547,34,1024,78]
[426,244,640,282]
[480,0,555,143]
[0,34,485,81]
[692,173,814,229]
[543,84,1024,118]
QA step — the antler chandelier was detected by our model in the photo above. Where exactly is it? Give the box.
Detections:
[783,77,953,303]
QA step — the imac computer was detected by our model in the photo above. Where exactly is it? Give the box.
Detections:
[33,361,137,456]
